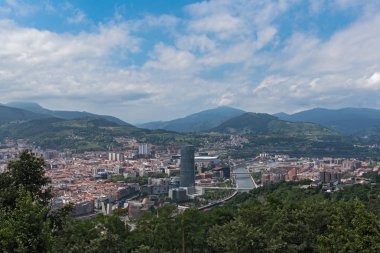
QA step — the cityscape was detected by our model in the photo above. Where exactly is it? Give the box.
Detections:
[0,136,378,219]
[1,0,380,252]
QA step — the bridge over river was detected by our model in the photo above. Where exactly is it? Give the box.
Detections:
[234,167,257,192]
[202,167,258,192]
[199,167,257,212]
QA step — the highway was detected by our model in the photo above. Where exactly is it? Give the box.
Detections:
[197,190,238,211]
[197,164,258,210]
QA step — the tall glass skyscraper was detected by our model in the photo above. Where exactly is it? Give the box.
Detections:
[180,145,195,187]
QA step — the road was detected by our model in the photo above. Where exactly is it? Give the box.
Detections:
[197,190,238,211]
[197,165,258,210]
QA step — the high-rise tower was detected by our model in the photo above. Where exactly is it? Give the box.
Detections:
[180,145,195,187]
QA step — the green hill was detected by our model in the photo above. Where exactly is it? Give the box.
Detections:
[0,104,50,123]
[0,117,210,151]
[275,107,380,135]
[211,112,336,137]
[138,106,245,132]
[6,102,129,126]
[0,117,147,151]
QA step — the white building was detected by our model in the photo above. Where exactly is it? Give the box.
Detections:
[139,144,151,155]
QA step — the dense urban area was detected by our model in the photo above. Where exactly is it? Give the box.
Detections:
[1,137,377,218]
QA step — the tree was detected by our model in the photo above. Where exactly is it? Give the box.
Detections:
[52,214,130,253]
[0,150,51,209]
[0,150,68,253]
[126,205,180,252]
[208,219,266,253]
[318,200,380,253]
[177,208,209,253]
[0,189,52,253]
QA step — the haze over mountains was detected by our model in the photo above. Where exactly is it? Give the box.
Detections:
[137,106,245,132]
[138,107,334,137]
[275,108,380,135]
[139,106,380,136]
[0,102,167,150]
[210,112,334,137]
[0,104,50,123]
[2,102,129,126]
[3,102,380,138]
[0,102,344,151]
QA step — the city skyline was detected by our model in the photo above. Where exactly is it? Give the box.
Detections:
[0,0,380,122]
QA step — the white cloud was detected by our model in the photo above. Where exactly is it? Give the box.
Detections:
[249,14,380,107]
[308,0,325,14]
[128,14,180,34]
[0,19,155,120]
[67,9,87,24]
[1,0,380,122]
[366,72,380,88]
[187,13,244,39]
[0,20,139,64]
[199,41,255,66]
[175,34,216,53]
[256,26,277,49]
[334,0,363,9]
[245,11,380,113]
[1,0,37,17]
[144,44,198,73]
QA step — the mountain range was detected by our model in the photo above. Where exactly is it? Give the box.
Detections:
[2,102,380,151]
[4,102,129,126]
[137,106,245,132]
[210,112,334,137]
[139,106,380,136]
[274,108,380,135]
[0,104,51,124]
[0,102,341,150]
[0,116,153,151]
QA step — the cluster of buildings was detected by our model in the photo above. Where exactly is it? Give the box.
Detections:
[253,154,377,189]
[2,137,380,219]
[40,142,228,217]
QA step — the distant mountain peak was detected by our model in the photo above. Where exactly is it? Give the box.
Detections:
[7,101,44,109]
[138,106,246,132]
[5,101,129,126]
[216,105,239,110]
[210,112,335,137]
[275,107,380,135]
[273,112,289,117]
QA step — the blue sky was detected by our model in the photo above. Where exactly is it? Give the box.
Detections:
[0,0,380,123]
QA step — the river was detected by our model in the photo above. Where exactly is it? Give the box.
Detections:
[235,167,255,192]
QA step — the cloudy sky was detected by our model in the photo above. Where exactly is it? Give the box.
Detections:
[0,0,380,123]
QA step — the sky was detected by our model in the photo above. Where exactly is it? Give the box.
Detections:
[0,0,380,123]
